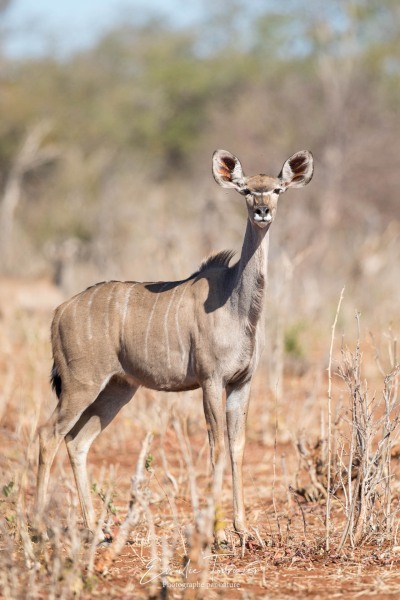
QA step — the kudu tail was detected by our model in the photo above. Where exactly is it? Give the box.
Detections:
[50,363,62,399]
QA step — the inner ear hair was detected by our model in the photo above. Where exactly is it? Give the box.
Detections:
[218,165,233,181]
[289,154,309,175]
[221,155,237,173]
[291,174,307,184]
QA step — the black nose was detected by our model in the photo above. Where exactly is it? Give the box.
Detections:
[254,206,270,218]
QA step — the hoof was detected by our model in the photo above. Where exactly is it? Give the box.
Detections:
[214,540,230,553]
[233,525,253,543]
[30,525,49,543]
[81,528,111,546]
[97,536,113,548]
[213,530,231,553]
[234,528,263,550]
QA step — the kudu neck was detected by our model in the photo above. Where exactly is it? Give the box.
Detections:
[230,218,269,317]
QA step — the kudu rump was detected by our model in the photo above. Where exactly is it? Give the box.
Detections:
[36,149,313,539]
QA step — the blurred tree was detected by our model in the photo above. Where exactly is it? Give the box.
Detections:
[0,0,398,295]
[0,121,60,270]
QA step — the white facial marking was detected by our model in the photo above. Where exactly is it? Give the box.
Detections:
[254,213,272,222]
[251,189,281,197]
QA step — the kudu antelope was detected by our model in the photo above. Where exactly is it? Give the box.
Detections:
[36,149,313,539]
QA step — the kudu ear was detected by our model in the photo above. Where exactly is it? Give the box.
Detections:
[212,149,246,191]
[278,150,314,189]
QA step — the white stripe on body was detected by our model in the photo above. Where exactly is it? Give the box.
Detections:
[144,283,169,362]
[121,284,136,330]
[163,286,178,370]
[87,285,102,341]
[175,283,189,366]
[105,283,117,341]
[71,295,83,349]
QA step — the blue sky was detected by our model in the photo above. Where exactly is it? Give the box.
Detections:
[2,0,204,57]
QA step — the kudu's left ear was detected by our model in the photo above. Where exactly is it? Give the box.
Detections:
[279,150,314,189]
[212,149,246,191]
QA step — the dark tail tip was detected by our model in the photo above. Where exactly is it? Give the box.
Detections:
[50,363,62,399]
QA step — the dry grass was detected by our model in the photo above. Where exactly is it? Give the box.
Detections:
[0,281,400,599]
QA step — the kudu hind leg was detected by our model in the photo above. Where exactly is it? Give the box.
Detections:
[36,409,65,519]
[226,380,251,534]
[65,378,137,531]
[36,386,97,519]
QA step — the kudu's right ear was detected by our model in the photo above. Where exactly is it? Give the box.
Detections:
[212,150,246,191]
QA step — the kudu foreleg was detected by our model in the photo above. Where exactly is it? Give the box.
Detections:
[202,380,225,538]
[226,380,251,534]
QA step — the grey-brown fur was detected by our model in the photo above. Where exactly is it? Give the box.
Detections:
[36,149,313,539]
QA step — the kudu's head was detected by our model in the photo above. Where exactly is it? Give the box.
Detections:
[212,149,314,229]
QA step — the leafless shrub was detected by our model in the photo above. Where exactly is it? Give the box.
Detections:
[294,311,400,554]
[337,314,400,550]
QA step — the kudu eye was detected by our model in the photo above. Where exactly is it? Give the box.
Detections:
[273,188,282,195]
